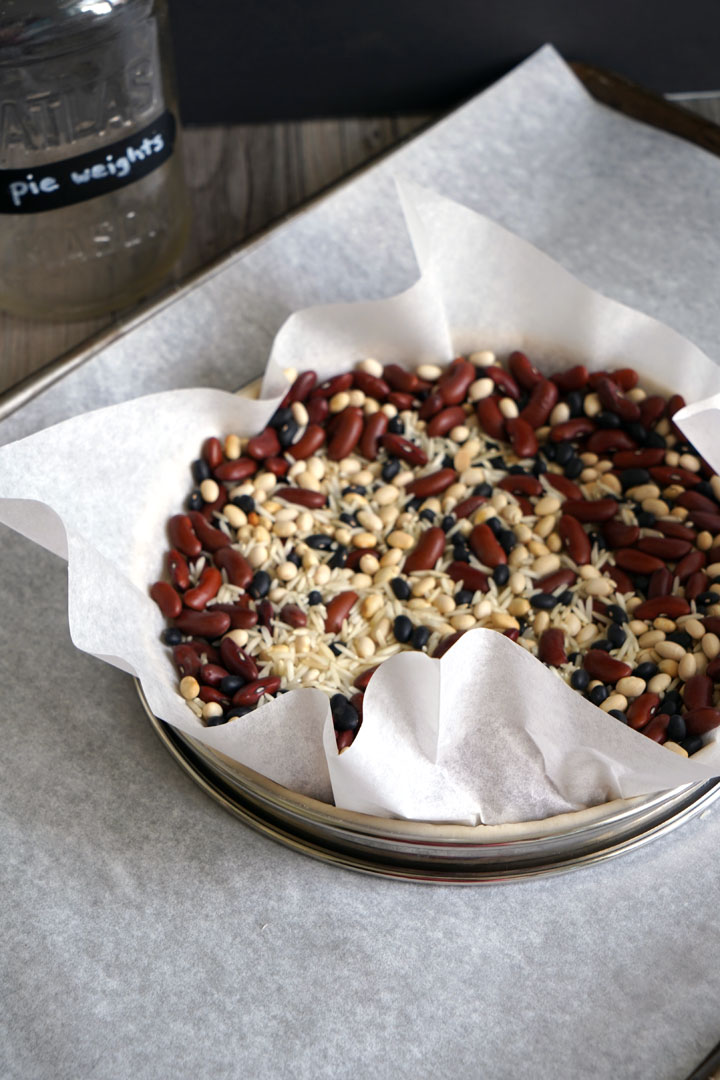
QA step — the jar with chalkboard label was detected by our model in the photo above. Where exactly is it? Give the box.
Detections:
[0,0,189,320]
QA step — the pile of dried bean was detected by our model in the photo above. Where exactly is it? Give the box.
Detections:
[151,351,720,756]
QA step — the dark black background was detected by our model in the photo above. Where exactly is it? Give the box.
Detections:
[168,0,720,124]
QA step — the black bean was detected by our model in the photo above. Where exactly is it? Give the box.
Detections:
[542,443,556,461]
[570,668,590,691]
[645,431,666,449]
[486,517,503,537]
[420,509,436,523]
[187,490,204,511]
[455,589,474,606]
[621,468,651,492]
[695,481,717,502]
[490,455,506,469]
[566,391,584,417]
[660,692,682,715]
[382,458,400,482]
[286,550,302,566]
[442,454,455,469]
[452,545,470,563]
[393,615,413,643]
[391,578,411,600]
[532,458,548,477]
[498,530,516,554]
[338,512,356,525]
[588,684,609,706]
[680,734,704,756]
[278,418,299,448]
[564,457,584,479]
[330,693,349,718]
[557,590,574,607]
[591,638,612,652]
[493,564,510,587]
[334,703,360,732]
[388,416,404,434]
[329,642,344,656]
[666,630,692,650]
[232,494,255,513]
[635,511,656,528]
[530,593,556,611]
[625,422,648,444]
[406,496,423,511]
[608,624,627,647]
[508,465,527,475]
[473,483,492,497]
[608,710,628,724]
[607,604,628,624]
[226,705,252,720]
[307,590,322,606]
[666,714,687,741]
[328,546,348,569]
[441,515,455,532]
[596,410,621,429]
[161,627,183,646]
[411,625,431,650]
[342,484,366,496]
[269,406,293,429]
[554,442,573,466]
[633,661,658,680]
[696,591,717,607]
[249,570,271,598]
[205,713,229,726]
[191,458,212,483]
[220,675,245,695]
[633,575,650,596]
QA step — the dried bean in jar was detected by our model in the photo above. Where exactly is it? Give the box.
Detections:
[393,615,413,643]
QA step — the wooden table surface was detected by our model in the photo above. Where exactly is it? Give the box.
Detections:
[1,94,718,403]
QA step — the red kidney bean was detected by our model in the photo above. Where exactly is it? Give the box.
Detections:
[199,663,230,688]
[353,371,389,400]
[505,416,538,457]
[683,674,713,711]
[383,364,419,394]
[648,568,674,598]
[202,436,223,469]
[583,650,632,683]
[432,630,465,658]
[183,566,223,611]
[359,412,389,460]
[627,693,660,730]
[706,656,720,681]
[666,393,686,418]
[381,433,428,466]
[325,591,358,633]
[306,397,329,425]
[684,707,720,736]
[213,457,258,482]
[675,490,718,513]
[200,486,227,523]
[346,548,378,570]
[550,418,596,442]
[551,364,589,391]
[188,511,231,552]
[447,562,489,592]
[519,380,558,429]
[150,581,182,618]
[587,371,610,389]
[614,549,665,574]
[168,514,202,558]
[280,604,307,628]
[469,523,507,567]
[247,426,281,460]
[286,424,325,461]
[173,644,201,678]
[475,396,506,440]
[388,391,415,411]
[187,639,222,664]
[562,498,618,523]
[353,666,378,690]
[637,537,692,560]
[406,468,457,498]
[655,521,697,543]
[274,487,327,508]
[220,637,259,680]
[349,691,364,720]
[310,373,353,399]
[707,548,720,565]
[198,686,229,706]
[257,599,274,629]
[685,572,709,601]
[285,369,317,403]
[609,367,639,391]
[704,616,720,635]
[508,350,543,390]
[605,565,634,594]
[418,389,445,420]
[558,514,591,564]
[596,377,640,423]
[427,405,467,437]
[649,465,700,488]
[327,406,364,460]
[335,727,356,751]
[601,521,639,548]
[688,511,720,532]
[404,527,447,573]
[504,627,520,642]
[585,429,637,454]
[484,366,520,400]
[175,609,231,638]
[438,359,475,405]
[536,568,577,593]
[642,713,669,743]
[453,494,488,519]
[264,457,289,477]
[498,474,543,496]
[212,547,253,589]
[632,596,691,619]
[675,549,706,582]
[613,448,666,469]
[538,628,567,666]
[233,677,282,706]
[167,548,190,590]
[545,474,583,501]
[638,395,667,428]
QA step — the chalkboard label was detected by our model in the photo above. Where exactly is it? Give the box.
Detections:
[0,110,176,214]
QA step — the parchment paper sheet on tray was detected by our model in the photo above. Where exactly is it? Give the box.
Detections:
[1,181,719,825]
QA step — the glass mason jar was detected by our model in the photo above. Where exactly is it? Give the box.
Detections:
[0,0,190,320]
